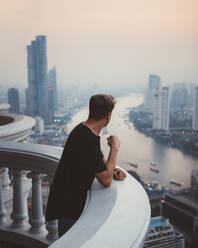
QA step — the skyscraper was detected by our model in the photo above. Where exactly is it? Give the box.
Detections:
[171,82,188,107]
[192,87,198,131]
[35,116,44,135]
[191,169,198,199]
[48,66,57,110]
[47,86,54,122]
[144,75,161,112]
[148,74,161,89]
[25,35,49,123]
[160,87,170,131]
[153,87,170,131]
[188,83,196,107]
[153,87,161,129]
[8,88,20,114]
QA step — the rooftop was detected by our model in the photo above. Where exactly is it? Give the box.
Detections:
[0,116,14,126]
[0,114,35,141]
[150,217,168,229]
[166,192,198,211]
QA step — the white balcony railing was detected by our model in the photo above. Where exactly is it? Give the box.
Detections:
[0,141,150,248]
[0,114,35,141]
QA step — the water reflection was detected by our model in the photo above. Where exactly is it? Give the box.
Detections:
[151,140,168,164]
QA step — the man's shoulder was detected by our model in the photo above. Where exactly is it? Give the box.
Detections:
[70,122,87,136]
[69,122,99,144]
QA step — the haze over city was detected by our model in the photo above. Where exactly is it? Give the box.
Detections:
[1,2,198,247]
[0,0,198,89]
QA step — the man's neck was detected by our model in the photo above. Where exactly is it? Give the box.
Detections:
[83,119,104,136]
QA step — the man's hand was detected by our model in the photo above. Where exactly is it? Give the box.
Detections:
[107,135,120,150]
[113,169,126,180]
[96,136,121,187]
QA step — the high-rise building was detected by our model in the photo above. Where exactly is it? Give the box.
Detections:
[47,86,54,123]
[191,169,198,199]
[144,75,161,112]
[48,66,57,111]
[144,216,185,248]
[25,35,49,123]
[160,87,170,131]
[7,88,20,114]
[162,171,198,247]
[35,116,44,135]
[149,75,161,89]
[192,87,198,130]
[171,82,188,107]
[188,84,196,107]
[153,87,170,131]
[153,87,161,129]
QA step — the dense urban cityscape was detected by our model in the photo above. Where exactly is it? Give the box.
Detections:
[0,34,198,248]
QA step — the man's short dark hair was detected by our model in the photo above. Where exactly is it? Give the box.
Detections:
[88,94,116,120]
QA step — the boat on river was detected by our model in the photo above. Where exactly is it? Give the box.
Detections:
[150,161,157,166]
[129,162,138,168]
[169,180,183,187]
[150,167,159,173]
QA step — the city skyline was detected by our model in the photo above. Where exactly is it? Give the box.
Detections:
[0,0,197,89]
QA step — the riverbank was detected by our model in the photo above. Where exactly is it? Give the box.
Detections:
[129,107,198,157]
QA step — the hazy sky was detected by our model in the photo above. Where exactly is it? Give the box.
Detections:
[0,0,198,89]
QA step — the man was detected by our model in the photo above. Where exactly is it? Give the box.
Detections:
[45,94,126,238]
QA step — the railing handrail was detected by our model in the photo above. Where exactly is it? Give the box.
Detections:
[0,115,35,138]
[0,141,62,175]
[0,141,151,248]
[49,172,151,248]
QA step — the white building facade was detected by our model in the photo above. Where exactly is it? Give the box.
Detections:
[192,87,198,130]
[152,87,170,131]
[153,87,161,129]
[144,75,161,112]
[35,116,44,135]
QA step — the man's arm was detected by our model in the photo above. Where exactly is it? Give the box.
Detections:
[102,157,126,181]
[95,135,120,187]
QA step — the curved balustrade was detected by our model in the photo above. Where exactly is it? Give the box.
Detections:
[0,141,150,248]
[0,114,35,141]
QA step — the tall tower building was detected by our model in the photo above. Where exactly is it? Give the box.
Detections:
[153,87,170,131]
[188,84,196,107]
[191,169,198,199]
[48,66,57,110]
[8,88,20,114]
[47,86,54,123]
[144,75,161,112]
[148,74,161,89]
[192,87,198,130]
[160,87,170,131]
[25,35,49,123]
[153,87,161,129]
[171,82,188,107]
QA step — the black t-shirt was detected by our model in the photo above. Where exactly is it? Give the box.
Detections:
[45,122,107,221]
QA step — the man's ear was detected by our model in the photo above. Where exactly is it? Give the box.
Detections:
[106,112,111,121]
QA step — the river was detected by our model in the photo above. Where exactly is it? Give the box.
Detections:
[67,94,198,187]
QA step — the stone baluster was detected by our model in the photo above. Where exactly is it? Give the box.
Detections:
[45,174,58,240]
[10,169,27,228]
[46,219,59,240]
[27,172,45,234]
[0,174,7,224]
[0,167,11,189]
